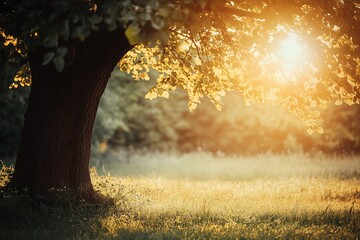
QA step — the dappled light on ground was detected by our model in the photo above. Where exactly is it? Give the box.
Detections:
[97,176,359,239]
[89,154,360,239]
[1,154,359,239]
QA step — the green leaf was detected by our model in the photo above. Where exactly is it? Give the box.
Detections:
[88,15,103,25]
[42,52,55,65]
[43,33,59,48]
[71,26,84,38]
[125,25,140,45]
[53,56,65,72]
[56,47,67,57]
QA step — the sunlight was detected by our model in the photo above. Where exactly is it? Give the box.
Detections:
[274,33,310,82]
[279,33,305,65]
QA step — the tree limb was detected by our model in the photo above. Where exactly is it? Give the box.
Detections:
[216,6,265,20]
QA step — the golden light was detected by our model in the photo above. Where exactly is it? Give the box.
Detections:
[274,33,310,82]
[279,33,305,65]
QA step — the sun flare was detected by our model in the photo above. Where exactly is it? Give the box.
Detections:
[274,33,309,82]
[279,33,305,64]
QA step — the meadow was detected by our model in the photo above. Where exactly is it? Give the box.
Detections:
[1,152,359,239]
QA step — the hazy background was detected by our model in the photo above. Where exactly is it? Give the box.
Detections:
[1,68,359,165]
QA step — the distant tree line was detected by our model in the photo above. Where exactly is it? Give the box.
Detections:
[93,69,360,156]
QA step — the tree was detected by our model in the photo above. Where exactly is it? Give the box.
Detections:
[1,0,359,200]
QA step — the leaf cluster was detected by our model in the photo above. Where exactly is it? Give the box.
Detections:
[120,0,360,132]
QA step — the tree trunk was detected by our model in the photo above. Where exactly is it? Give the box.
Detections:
[11,27,132,201]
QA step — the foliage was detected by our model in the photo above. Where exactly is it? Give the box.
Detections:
[1,0,359,133]
[1,155,360,239]
[0,162,13,187]
[0,61,29,158]
[0,89,29,158]
[92,70,360,157]
[119,0,360,132]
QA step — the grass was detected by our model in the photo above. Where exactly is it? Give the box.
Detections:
[1,153,360,239]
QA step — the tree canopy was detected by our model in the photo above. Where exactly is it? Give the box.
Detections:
[1,0,360,133]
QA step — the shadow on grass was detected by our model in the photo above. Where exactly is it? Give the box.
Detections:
[0,189,113,240]
[1,186,359,240]
[1,193,359,240]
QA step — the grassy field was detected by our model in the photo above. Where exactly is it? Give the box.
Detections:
[1,153,359,239]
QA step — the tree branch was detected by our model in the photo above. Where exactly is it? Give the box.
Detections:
[216,6,265,20]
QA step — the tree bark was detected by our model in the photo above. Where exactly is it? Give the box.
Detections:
[11,27,132,201]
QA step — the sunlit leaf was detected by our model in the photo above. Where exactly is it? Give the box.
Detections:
[125,25,140,46]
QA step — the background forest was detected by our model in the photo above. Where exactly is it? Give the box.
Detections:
[1,68,359,162]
